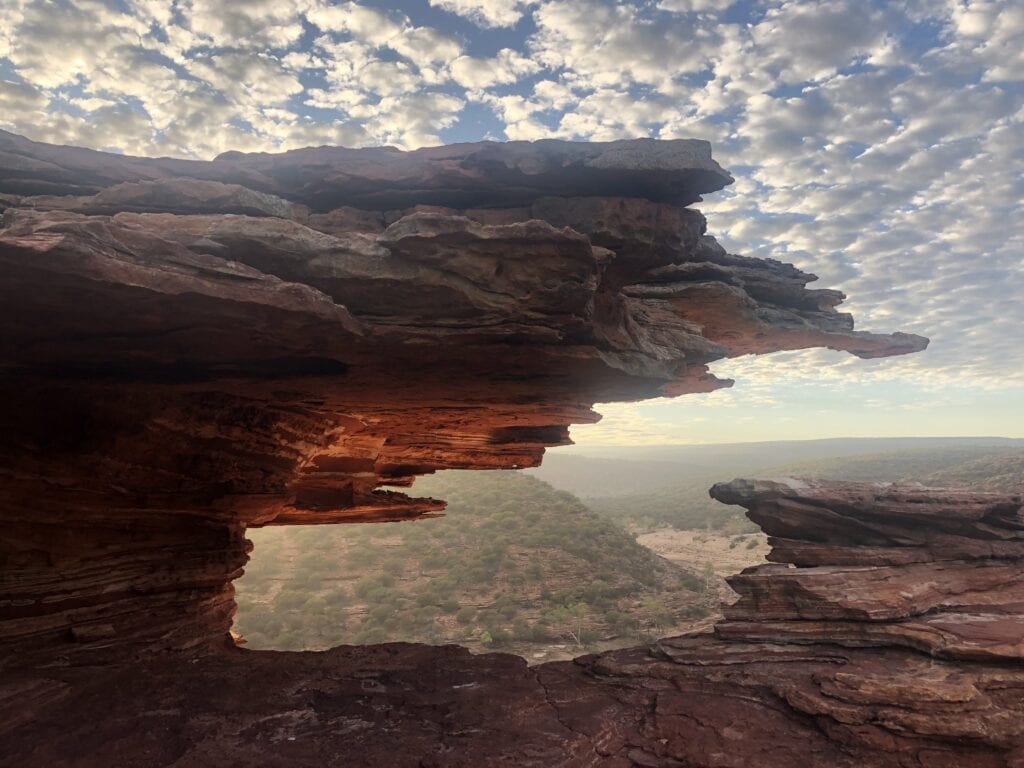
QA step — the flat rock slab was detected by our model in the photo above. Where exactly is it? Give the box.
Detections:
[3,639,1022,767]
[0,130,734,209]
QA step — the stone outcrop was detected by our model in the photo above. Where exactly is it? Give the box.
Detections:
[711,478,1024,662]
[4,480,1023,767]
[0,130,926,664]
[8,132,1003,765]
[0,130,731,207]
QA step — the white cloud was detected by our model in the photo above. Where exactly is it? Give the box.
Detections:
[360,91,465,149]
[0,1,26,59]
[530,0,720,92]
[746,0,890,83]
[187,52,304,109]
[449,49,539,91]
[429,0,529,28]
[5,0,151,89]
[307,2,461,64]
[657,0,736,12]
[950,1,1024,81]
[181,0,310,49]
[0,79,48,117]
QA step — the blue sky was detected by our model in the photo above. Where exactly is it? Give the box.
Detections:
[1,0,1021,444]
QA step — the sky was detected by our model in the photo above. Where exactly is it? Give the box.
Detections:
[0,0,1021,445]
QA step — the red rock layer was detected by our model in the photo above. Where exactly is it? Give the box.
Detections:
[0,133,925,662]
[711,478,1024,662]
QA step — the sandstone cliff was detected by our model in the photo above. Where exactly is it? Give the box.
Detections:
[0,130,924,661]
[8,133,1010,767]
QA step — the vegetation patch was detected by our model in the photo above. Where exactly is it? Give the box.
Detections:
[235,471,711,655]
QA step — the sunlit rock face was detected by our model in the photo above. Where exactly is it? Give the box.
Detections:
[0,130,925,664]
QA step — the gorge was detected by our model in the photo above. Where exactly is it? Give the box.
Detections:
[2,130,1019,766]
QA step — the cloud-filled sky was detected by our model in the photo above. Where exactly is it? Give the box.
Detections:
[1,0,1021,444]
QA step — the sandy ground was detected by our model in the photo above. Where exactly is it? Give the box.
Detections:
[637,528,770,605]
[637,529,770,575]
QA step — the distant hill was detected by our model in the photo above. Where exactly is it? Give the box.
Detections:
[518,454,694,498]
[529,437,1024,498]
[765,446,1024,484]
[234,471,711,657]
[920,451,1024,492]
[567,442,1024,532]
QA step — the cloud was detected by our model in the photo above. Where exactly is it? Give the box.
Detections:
[657,0,736,12]
[951,1,1024,81]
[429,0,530,28]
[186,53,304,109]
[0,79,48,116]
[307,2,462,64]
[182,0,310,49]
[746,0,890,83]
[449,49,539,91]
[529,0,720,91]
[359,91,466,148]
[5,0,154,89]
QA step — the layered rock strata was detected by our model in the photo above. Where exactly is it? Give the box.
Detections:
[0,131,926,663]
[4,480,1023,767]
[712,478,1024,662]
[0,129,1015,764]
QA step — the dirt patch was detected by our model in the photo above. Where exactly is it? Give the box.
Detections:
[637,529,769,601]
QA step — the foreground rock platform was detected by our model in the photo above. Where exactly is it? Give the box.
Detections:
[4,480,1023,767]
[1,636,1021,768]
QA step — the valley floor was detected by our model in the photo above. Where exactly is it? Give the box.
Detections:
[636,529,769,583]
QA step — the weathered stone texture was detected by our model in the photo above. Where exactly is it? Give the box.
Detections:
[4,133,1001,768]
[4,618,1024,766]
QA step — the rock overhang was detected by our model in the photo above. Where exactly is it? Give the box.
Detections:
[10,133,1024,768]
[0,132,927,662]
[0,130,734,209]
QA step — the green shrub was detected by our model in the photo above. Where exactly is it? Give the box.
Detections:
[441,597,460,614]
[680,604,710,620]
[486,626,512,646]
